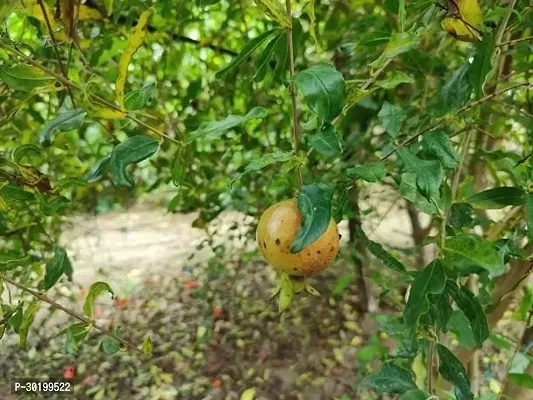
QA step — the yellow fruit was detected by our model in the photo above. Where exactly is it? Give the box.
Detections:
[256,199,339,276]
[441,0,483,42]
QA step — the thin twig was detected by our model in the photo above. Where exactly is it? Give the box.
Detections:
[495,0,518,48]
[361,59,392,91]
[427,340,435,393]
[2,275,146,357]
[498,35,533,47]
[36,0,75,106]
[285,0,303,187]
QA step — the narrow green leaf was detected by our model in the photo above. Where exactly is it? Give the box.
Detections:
[124,82,156,111]
[290,184,332,253]
[370,32,419,68]
[18,300,40,350]
[171,147,186,187]
[437,344,473,400]
[0,183,35,202]
[231,151,293,186]
[398,0,406,32]
[110,135,160,187]
[44,246,73,290]
[421,130,460,169]
[376,71,414,89]
[12,144,40,163]
[310,122,342,157]
[404,260,446,326]
[294,63,345,126]
[0,65,55,91]
[85,154,112,183]
[347,162,385,183]
[40,109,87,147]
[378,101,405,139]
[443,234,503,275]
[467,186,525,209]
[469,32,495,99]
[429,291,453,332]
[142,336,153,356]
[355,226,408,275]
[278,273,294,312]
[216,29,278,79]
[446,281,489,347]
[83,282,114,320]
[186,107,267,144]
[360,363,417,394]
[100,332,121,354]
[254,33,283,82]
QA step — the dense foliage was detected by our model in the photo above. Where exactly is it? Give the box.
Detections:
[1,0,533,399]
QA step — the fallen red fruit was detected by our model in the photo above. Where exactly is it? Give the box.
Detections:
[212,306,224,319]
[64,365,75,379]
[213,379,222,388]
[184,280,200,289]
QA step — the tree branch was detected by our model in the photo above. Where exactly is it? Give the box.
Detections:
[285,0,303,188]
[2,275,146,357]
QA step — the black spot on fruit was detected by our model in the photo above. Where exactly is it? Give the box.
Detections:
[293,268,298,271]
[275,238,281,245]
[338,234,342,239]
[317,250,321,254]
[263,241,267,248]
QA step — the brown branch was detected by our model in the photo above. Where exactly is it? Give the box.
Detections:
[498,35,533,47]
[285,0,303,188]
[2,275,146,357]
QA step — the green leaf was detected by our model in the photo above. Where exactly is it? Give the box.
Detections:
[0,65,55,92]
[360,363,417,394]
[355,226,408,275]
[399,389,433,400]
[110,135,160,187]
[254,33,283,82]
[41,195,70,216]
[186,107,267,144]
[57,177,89,190]
[231,151,294,186]
[404,260,446,326]
[466,187,525,209]
[62,323,91,354]
[85,154,112,183]
[171,147,186,187]
[18,300,40,350]
[421,130,460,169]
[0,253,30,271]
[440,63,472,113]
[44,246,73,290]
[443,234,503,275]
[216,29,278,79]
[450,203,474,228]
[508,374,533,390]
[469,32,495,99]
[370,32,419,68]
[446,281,489,348]
[378,101,405,139]
[448,309,476,348]
[0,184,35,201]
[400,173,438,215]
[347,162,385,183]
[40,109,87,147]
[429,292,453,332]
[376,71,414,89]
[278,273,294,312]
[83,282,114,320]
[437,344,473,400]
[290,184,332,253]
[397,149,443,199]
[12,144,40,163]
[294,63,345,126]
[124,82,156,111]
[310,123,342,157]
[100,331,121,354]
[142,336,153,356]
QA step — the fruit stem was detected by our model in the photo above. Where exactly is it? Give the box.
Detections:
[285,0,303,188]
